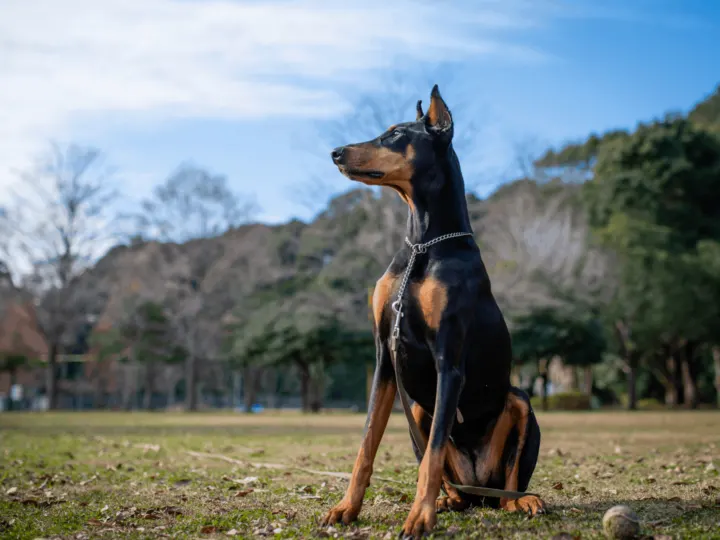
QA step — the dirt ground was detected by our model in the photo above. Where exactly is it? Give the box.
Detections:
[1,411,718,539]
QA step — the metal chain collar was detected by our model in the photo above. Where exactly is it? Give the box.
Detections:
[389,232,474,352]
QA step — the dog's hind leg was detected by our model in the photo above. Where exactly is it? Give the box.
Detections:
[497,388,544,515]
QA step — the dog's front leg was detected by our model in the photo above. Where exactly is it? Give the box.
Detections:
[321,340,396,526]
[401,325,465,538]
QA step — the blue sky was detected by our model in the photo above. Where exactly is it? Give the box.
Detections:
[1,0,719,226]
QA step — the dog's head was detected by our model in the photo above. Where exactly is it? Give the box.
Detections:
[330,85,454,206]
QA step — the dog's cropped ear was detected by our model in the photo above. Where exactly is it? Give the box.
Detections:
[425,84,453,140]
[416,100,424,121]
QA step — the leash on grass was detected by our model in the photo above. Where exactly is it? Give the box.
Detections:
[390,234,540,501]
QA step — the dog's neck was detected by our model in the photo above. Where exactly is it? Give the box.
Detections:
[405,145,473,246]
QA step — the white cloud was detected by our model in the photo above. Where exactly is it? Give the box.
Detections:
[0,0,557,202]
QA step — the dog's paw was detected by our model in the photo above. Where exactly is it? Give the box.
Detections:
[400,500,436,538]
[436,495,470,513]
[320,499,361,526]
[501,495,546,516]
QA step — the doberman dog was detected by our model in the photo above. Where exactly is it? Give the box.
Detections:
[322,85,544,538]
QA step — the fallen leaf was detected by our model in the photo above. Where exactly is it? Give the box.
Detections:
[236,489,253,497]
[5,487,17,495]
[552,482,564,490]
[226,529,238,536]
[173,479,192,487]
[552,534,580,540]
[201,526,218,534]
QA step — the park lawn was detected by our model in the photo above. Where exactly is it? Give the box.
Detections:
[0,411,719,539]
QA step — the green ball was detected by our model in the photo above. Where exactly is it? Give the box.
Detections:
[602,505,640,539]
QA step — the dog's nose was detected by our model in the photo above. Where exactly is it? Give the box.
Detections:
[331,147,345,164]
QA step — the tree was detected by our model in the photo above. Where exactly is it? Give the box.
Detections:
[229,310,373,413]
[688,84,720,136]
[133,164,258,243]
[511,307,605,411]
[0,143,118,409]
[132,164,258,411]
[583,117,720,409]
[120,300,185,410]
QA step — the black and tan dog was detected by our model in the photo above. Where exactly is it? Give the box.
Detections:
[322,85,544,538]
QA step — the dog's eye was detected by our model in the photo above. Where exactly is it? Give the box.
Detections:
[385,129,403,143]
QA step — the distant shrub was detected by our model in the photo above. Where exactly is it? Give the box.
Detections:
[617,395,666,410]
[637,398,665,410]
[530,391,591,411]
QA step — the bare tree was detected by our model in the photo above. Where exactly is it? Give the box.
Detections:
[133,164,258,243]
[478,180,613,315]
[133,164,258,410]
[1,143,119,409]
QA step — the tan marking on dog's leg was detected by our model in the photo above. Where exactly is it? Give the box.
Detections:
[499,394,545,516]
[403,444,446,537]
[321,380,396,525]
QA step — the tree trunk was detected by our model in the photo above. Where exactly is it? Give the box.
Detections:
[680,342,698,409]
[299,363,310,413]
[185,355,198,411]
[143,364,154,410]
[583,366,593,397]
[568,365,579,392]
[712,345,720,409]
[664,354,681,407]
[242,366,259,413]
[627,361,637,410]
[121,366,134,411]
[47,342,60,410]
[541,373,549,412]
[231,371,241,410]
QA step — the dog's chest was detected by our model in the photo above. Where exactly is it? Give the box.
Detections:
[373,271,448,333]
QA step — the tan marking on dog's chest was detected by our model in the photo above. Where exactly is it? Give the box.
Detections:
[411,277,448,331]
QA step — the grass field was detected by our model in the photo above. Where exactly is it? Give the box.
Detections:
[1,411,719,539]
